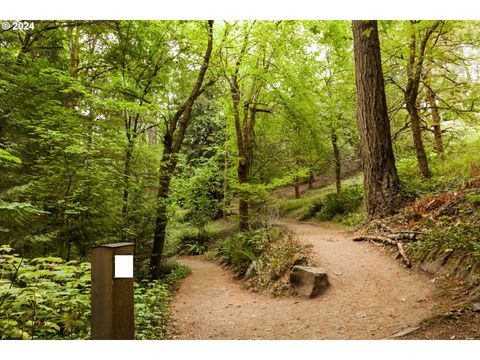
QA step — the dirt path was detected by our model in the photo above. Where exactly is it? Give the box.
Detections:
[171,220,451,339]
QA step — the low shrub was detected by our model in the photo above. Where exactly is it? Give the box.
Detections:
[301,185,364,221]
[0,245,91,339]
[408,223,480,261]
[135,260,190,339]
[134,280,171,340]
[0,245,190,340]
[218,227,312,296]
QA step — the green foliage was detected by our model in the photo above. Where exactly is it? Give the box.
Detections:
[408,223,480,261]
[158,259,192,288]
[134,259,191,339]
[0,149,21,165]
[466,194,480,206]
[301,184,364,222]
[218,227,311,295]
[0,246,191,340]
[174,157,224,234]
[0,246,91,339]
[219,229,270,274]
[134,281,171,340]
[397,135,480,202]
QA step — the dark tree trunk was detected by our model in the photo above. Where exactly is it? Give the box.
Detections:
[228,29,275,232]
[405,99,430,178]
[223,141,229,221]
[404,21,440,178]
[331,132,341,195]
[352,20,401,219]
[121,138,134,238]
[308,171,314,189]
[150,154,173,280]
[120,114,139,242]
[230,65,253,232]
[237,162,250,231]
[150,21,214,279]
[426,87,444,159]
[294,177,301,199]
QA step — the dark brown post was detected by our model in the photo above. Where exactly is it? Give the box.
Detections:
[91,243,134,340]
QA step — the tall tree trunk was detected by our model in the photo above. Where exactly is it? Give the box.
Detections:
[406,99,431,178]
[294,176,301,199]
[150,152,174,280]
[148,125,157,146]
[331,132,341,195]
[223,140,229,221]
[308,171,314,189]
[237,161,250,231]
[230,68,251,232]
[352,20,401,219]
[121,137,134,239]
[426,87,444,159]
[404,21,440,178]
[150,20,214,279]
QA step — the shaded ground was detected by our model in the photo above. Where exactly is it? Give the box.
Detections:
[171,220,452,339]
[400,309,480,340]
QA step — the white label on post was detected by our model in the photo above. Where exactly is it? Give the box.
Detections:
[114,255,133,278]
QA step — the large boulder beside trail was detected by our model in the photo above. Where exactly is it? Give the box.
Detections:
[290,265,329,298]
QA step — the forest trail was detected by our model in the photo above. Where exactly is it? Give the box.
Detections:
[171,220,452,339]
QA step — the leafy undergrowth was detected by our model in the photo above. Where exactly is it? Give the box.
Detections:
[275,176,365,226]
[165,220,238,257]
[356,174,480,291]
[134,260,191,340]
[386,179,480,263]
[0,245,91,339]
[300,184,364,225]
[0,246,190,340]
[214,226,314,296]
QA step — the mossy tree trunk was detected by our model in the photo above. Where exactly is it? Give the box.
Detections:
[352,20,401,219]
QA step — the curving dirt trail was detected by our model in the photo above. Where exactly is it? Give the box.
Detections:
[171,220,451,339]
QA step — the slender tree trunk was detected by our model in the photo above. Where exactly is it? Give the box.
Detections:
[308,171,314,189]
[331,132,341,195]
[237,161,250,231]
[148,125,157,146]
[230,69,252,232]
[404,21,440,179]
[223,140,229,221]
[426,87,444,159]
[150,20,214,279]
[406,99,431,178]
[121,137,134,239]
[294,177,301,199]
[352,20,401,219]
[150,152,174,280]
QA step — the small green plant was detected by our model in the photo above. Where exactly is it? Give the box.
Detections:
[134,281,171,340]
[218,227,312,295]
[0,245,91,339]
[301,184,364,221]
[0,246,191,340]
[408,223,480,261]
[466,194,480,206]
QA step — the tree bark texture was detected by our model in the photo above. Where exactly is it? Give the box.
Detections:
[294,176,301,199]
[308,171,314,189]
[426,86,444,159]
[223,140,229,221]
[150,20,214,279]
[331,132,341,195]
[352,20,401,219]
[405,21,440,178]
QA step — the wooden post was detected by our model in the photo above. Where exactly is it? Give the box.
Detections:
[91,242,134,340]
